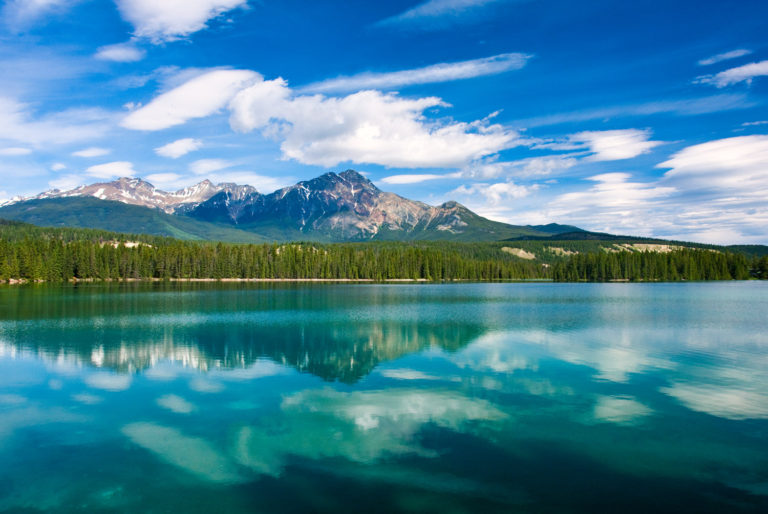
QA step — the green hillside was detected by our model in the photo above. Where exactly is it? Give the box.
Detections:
[0,197,266,243]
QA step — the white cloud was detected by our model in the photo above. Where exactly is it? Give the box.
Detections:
[658,135,768,192]
[661,383,768,420]
[144,173,184,189]
[51,163,66,171]
[570,129,663,161]
[115,0,248,43]
[549,173,675,216]
[190,158,233,175]
[742,120,768,127]
[379,173,461,185]
[698,49,752,67]
[0,97,112,145]
[122,422,243,483]
[0,147,32,156]
[452,181,534,205]
[121,69,259,130]
[72,147,111,158]
[378,0,504,26]
[95,41,146,62]
[84,372,132,392]
[155,137,203,158]
[696,60,768,87]
[593,395,652,425]
[86,161,137,179]
[461,155,580,179]
[49,174,86,191]
[516,94,751,128]
[205,171,292,193]
[301,53,531,94]
[230,76,522,168]
[156,394,197,414]
[1,0,77,29]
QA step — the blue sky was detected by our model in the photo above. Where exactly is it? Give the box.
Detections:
[0,0,767,243]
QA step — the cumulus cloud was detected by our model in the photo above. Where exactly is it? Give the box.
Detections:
[50,163,66,171]
[86,161,137,179]
[466,135,768,243]
[155,137,203,158]
[94,41,145,62]
[230,76,522,168]
[570,129,663,161]
[698,49,752,66]
[121,69,259,130]
[115,0,248,43]
[72,147,110,158]
[696,60,768,87]
[301,53,531,94]
[0,147,32,156]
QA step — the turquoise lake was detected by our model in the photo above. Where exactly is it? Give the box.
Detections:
[0,282,767,513]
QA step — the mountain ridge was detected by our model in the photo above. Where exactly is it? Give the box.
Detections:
[0,170,580,242]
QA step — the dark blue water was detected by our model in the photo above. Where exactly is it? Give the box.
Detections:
[0,282,766,512]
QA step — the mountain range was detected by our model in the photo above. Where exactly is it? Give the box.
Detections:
[0,170,580,242]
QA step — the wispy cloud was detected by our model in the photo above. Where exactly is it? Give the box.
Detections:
[300,53,531,94]
[155,138,203,158]
[377,0,508,27]
[121,69,260,130]
[0,147,33,156]
[569,129,663,161]
[657,135,768,192]
[696,60,768,87]
[95,41,146,62]
[1,0,79,30]
[72,147,111,158]
[452,181,536,205]
[189,158,234,175]
[86,161,137,179]
[0,97,113,146]
[115,0,248,43]
[515,94,753,127]
[379,172,461,185]
[698,49,752,66]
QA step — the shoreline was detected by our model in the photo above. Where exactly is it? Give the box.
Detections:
[0,277,555,286]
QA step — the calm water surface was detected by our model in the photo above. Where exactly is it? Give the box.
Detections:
[0,282,766,513]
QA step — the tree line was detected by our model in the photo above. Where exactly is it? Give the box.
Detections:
[1,220,766,283]
[551,249,757,281]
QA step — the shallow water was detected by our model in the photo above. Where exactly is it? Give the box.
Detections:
[0,282,766,513]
